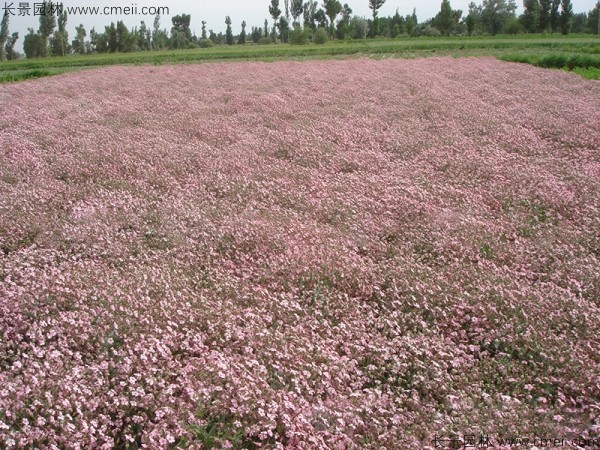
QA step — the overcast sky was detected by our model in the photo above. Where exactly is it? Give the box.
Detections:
[5,0,598,53]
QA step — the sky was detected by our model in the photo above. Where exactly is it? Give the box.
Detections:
[4,0,599,53]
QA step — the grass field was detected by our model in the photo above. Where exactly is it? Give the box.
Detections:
[1,34,599,82]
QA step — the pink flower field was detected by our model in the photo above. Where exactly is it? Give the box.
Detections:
[0,57,599,449]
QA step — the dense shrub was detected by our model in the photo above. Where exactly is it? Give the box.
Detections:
[290,27,310,45]
[199,39,214,48]
[313,27,329,44]
[259,37,273,45]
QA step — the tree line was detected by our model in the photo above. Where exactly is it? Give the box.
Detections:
[0,0,599,60]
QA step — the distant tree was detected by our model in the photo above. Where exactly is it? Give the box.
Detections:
[322,0,342,37]
[284,0,291,20]
[390,8,405,36]
[315,8,329,28]
[435,0,456,35]
[152,15,167,49]
[137,21,151,50]
[224,16,233,45]
[480,0,517,35]
[539,0,551,31]
[521,0,539,32]
[54,7,68,56]
[238,20,247,44]
[291,0,304,26]
[251,26,263,42]
[38,1,57,56]
[369,0,386,36]
[560,0,573,33]
[209,29,218,43]
[336,3,353,38]
[171,14,192,48]
[351,16,369,38]
[588,2,599,34]
[117,20,136,52]
[570,12,586,32]
[201,21,207,39]
[23,28,44,58]
[71,24,86,54]
[4,32,18,60]
[88,27,97,52]
[549,0,560,32]
[0,13,8,61]
[278,16,290,42]
[405,8,418,35]
[269,0,282,40]
[313,26,329,43]
[304,1,318,30]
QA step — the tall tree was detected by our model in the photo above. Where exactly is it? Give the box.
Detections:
[480,0,517,35]
[269,0,282,31]
[436,0,455,35]
[38,0,57,56]
[278,16,290,42]
[5,32,18,60]
[0,13,8,62]
[369,0,386,36]
[171,13,192,48]
[323,0,342,37]
[291,0,304,26]
[539,0,551,31]
[264,19,270,37]
[225,16,234,45]
[550,0,561,31]
[560,0,573,33]
[304,1,318,30]
[201,21,207,39]
[53,7,68,56]
[23,28,44,58]
[72,24,86,54]
[521,0,540,33]
[336,3,353,38]
[238,20,247,44]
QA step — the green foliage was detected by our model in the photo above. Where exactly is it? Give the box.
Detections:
[72,24,86,54]
[290,26,310,44]
[259,36,273,44]
[291,0,304,25]
[38,0,56,55]
[238,21,247,44]
[503,17,524,34]
[4,32,18,60]
[550,0,561,32]
[572,66,600,79]
[251,26,263,43]
[199,38,214,48]
[269,0,282,21]
[0,13,8,61]
[313,27,329,44]
[560,0,573,34]
[521,0,540,33]
[481,0,518,35]
[0,69,52,82]
[432,0,463,36]
[539,0,551,31]
[23,29,44,58]
[323,0,342,37]
[225,16,234,45]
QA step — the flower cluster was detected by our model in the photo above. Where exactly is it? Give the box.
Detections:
[0,58,598,448]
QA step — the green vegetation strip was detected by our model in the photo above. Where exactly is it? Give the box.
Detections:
[1,36,599,82]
